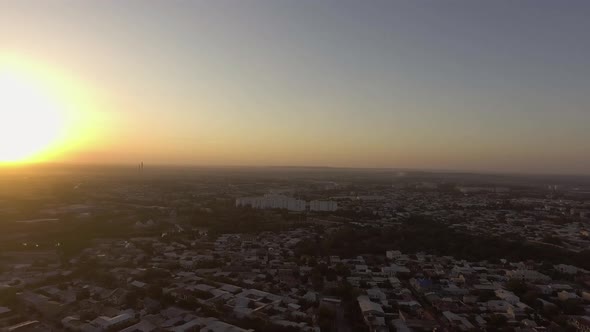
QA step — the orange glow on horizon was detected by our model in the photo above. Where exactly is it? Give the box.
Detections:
[0,66,65,162]
[0,54,105,164]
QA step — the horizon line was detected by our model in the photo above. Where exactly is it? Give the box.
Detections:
[2,160,590,178]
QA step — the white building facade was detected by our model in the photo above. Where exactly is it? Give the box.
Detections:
[236,194,306,212]
[236,195,337,212]
[309,200,338,212]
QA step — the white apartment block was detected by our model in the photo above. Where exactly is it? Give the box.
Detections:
[236,194,306,212]
[309,200,338,212]
[236,195,338,212]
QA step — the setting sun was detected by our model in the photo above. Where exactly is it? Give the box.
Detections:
[0,68,64,163]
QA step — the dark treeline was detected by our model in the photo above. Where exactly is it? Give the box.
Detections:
[295,215,590,270]
[190,203,309,237]
[0,212,154,261]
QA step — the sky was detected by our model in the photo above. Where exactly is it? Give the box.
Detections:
[2,0,590,174]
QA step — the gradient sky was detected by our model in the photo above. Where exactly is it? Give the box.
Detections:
[2,0,590,174]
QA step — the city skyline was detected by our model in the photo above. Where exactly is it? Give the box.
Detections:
[2,1,590,174]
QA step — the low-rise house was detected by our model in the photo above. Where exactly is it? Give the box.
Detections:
[0,307,12,319]
[507,270,550,283]
[410,278,433,293]
[558,291,580,301]
[382,264,410,276]
[568,316,590,332]
[442,311,475,331]
[91,313,135,331]
[320,297,341,311]
[104,288,128,306]
[554,264,579,275]
[2,320,41,332]
[200,318,251,332]
[487,300,512,312]
[366,288,387,302]
[130,280,147,289]
[495,289,520,304]
[357,295,384,316]
[119,320,156,332]
[18,292,64,318]
[507,302,532,319]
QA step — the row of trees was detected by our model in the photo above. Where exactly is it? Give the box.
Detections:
[295,215,590,270]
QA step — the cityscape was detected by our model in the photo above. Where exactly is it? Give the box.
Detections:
[2,1,590,331]
[0,167,590,331]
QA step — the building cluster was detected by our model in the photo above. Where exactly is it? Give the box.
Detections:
[2,170,590,331]
[456,187,510,194]
[3,218,590,332]
[339,249,590,331]
[236,194,337,212]
[0,227,322,332]
[331,187,590,253]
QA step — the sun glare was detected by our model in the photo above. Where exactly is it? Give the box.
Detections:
[0,67,65,163]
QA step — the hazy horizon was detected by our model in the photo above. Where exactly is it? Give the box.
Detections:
[3,0,590,174]
[4,161,590,179]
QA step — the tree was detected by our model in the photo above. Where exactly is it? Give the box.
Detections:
[318,306,336,332]
[562,299,584,315]
[506,279,528,297]
[0,288,17,306]
[77,288,90,301]
[147,285,163,299]
[334,263,351,277]
[488,314,508,328]
[311,271,324,291]
[326,268,337,282]
[125,291,139,308]
[521,290,540,307]
[542,235,562,245]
